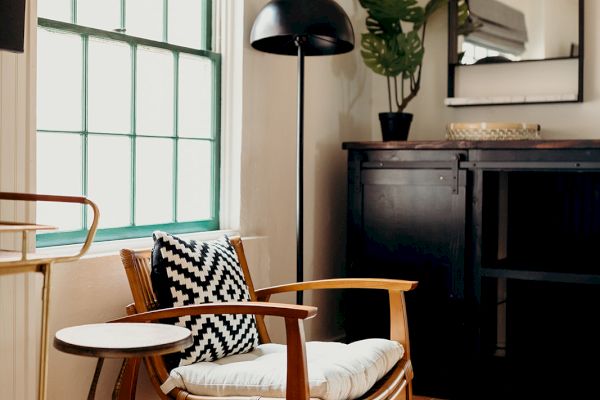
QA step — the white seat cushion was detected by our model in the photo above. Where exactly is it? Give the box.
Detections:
[160,339,403,400]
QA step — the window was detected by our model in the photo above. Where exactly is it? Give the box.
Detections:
[36,0,220,247]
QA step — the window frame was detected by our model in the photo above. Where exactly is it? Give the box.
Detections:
[36,4,221,248]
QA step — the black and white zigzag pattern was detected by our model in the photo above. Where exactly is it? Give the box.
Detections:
[151,232,259,366]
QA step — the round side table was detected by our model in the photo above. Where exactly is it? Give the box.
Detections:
[54,323,192,400]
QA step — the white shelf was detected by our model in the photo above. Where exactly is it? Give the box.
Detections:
[445,93,578,106]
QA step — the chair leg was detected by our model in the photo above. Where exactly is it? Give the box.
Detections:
[406,379,413,400]
[112,358,141,400]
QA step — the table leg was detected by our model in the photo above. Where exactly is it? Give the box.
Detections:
[38,263,52,400]
[88,358,105,400]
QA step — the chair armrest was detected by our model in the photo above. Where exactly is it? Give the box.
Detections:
[0,192,100,265]
[111,301,315,400]
[256,278,416,354]
[255,278,418,300]
[110,301,317,323]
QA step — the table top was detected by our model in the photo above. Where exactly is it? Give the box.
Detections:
[0,221,56,232]
[342,139,600,150]
[54,323,193,358]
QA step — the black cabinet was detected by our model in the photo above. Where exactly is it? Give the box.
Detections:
[343,141,600,399]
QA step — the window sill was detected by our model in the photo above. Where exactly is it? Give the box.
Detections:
[35,229,239,259]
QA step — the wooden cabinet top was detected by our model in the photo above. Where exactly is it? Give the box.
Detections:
[342,140,600,150]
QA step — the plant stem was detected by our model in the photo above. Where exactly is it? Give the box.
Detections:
[393,76,402,111]
[400,22,428,111]
[400,74,405,111]
[416,22,427,87]
[386,76,393,113]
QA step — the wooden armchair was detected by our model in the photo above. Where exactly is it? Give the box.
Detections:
[115,236,417,400]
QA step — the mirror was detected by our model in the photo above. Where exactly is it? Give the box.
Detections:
[447,0,583,106]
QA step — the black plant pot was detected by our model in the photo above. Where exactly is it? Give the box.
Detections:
[379,112,413,141]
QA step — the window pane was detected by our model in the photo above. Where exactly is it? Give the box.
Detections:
[38,0,72,22]
[37,29,82,131]
[126,0,163,41]
[88,38,131,134]
[77,0,120,31]
[168,0,203,49]
[136,47,174,136]
[177,140,212,221]
[88,135,131,228]
[178,54,213,138]
[135,138,174,225]
[36,133,82,231]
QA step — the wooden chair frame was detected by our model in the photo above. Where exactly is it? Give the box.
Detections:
[115,236,417,400]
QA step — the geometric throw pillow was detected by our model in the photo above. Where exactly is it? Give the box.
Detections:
[150,232,260,367]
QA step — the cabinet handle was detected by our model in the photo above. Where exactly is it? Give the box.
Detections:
[452,154,461,195]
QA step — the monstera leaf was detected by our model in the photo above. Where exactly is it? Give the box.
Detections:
[365,15,401,36]
[360,0,444,77]
[359,0,423,25]
[361,33,404,77]
[359,0,446,112]
[396,31,424,76]
[361,30,424,78]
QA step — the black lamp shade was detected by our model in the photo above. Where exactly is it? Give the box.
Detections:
[250,0,354,56]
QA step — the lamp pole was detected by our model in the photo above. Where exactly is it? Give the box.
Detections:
[295,35,306,305]
[250,0,355,306]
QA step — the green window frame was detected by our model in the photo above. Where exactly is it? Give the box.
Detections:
[36,1,221,247]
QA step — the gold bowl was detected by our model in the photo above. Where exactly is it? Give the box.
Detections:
[446,122,541,141]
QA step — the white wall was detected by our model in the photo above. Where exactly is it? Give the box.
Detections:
[0,0,39,398]
[372,0,599,140]
[543,0,579,58]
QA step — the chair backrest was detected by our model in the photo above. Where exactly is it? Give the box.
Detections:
[120,236,271,342]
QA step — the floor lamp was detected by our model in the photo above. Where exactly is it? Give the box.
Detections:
[250,0,354,304]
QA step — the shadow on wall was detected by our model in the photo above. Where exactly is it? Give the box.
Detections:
[308,137,352,340]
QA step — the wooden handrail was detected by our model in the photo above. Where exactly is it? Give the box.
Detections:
[255,278,418,298]
[0,191,100,265]
[0,192,100,400]
[255,277,417,358]
[110,301,318,323]
[114,301,317,400]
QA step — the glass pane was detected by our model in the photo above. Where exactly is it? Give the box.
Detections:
[37,29,82,131]
[177,140,212,221]
[136,47,174,136]
[135,138,174,225]
[126,0,163,41]
[88,135,131,228]
[77,0,120,30]
[168,0,203,49]
[36,133,83,231]
[88,38,131,134]
[38,0,72,22]
[178,54,213,138]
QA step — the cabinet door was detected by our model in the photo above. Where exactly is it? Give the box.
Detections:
[346,166,468,398]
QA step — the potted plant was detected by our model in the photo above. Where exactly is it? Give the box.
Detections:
[359,0,446,141]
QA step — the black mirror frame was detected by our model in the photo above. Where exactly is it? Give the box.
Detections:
[447,0,584,106]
